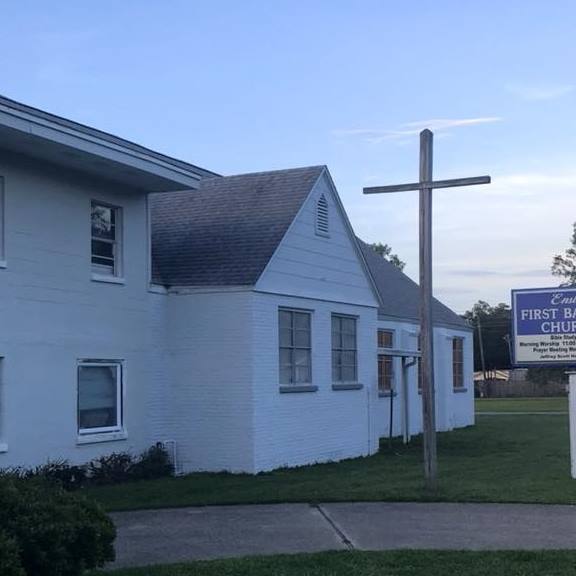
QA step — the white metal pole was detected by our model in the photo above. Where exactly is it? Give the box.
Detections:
[568,372,576,479]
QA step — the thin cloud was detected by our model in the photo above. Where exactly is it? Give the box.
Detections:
[448,269,550,278]
[403,117,502,131]
[496,173,576,188]
[505,83,575,101]
[333,117,502,144]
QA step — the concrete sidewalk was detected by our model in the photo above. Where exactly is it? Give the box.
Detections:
[110,502,576,568]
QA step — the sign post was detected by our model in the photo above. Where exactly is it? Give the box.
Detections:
[569,372,576,479]
[512,287,576,478]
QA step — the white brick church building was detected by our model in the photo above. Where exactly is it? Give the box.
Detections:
[0,96,473,474]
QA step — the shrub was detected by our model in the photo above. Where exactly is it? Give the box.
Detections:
[0,530,25,576]
[87,452,133,485]
[27,460,88,491]
[0,444,174,490]
[131,444,174,480]
[0,476,115,576]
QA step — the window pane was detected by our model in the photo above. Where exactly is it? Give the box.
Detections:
[378,355,393,392]
[378,330,393,348]
[378,356,385,390]
[341,350,356,367]
[91,205,116,240]
[279,327,292,348]
[78,365,118,430]
[294,329,310,348]
[342,333,356,350]
[279,348,292,367]
[280,366,292,385]
[341,365,356,382]
[295,365,311,384]
[91,240,114,262]
[294,348,310,367]
[278,310,312,386]
[332,364,340,382]
[294,312,310,330]
[341,317,356,335]
[279,310,292,330]
[452,339,464,388]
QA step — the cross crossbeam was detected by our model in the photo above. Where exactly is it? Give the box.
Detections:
[363,175,490,195]
[363,129,490,491]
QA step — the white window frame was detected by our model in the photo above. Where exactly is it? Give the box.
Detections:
[332,314,358,383]
[452,337,465,390]
[77,360,123,435]
[91,201,123,279]
[377,329,395,393]
[279,308,312,385]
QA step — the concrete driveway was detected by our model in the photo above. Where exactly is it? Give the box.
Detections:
[111,502,576,569]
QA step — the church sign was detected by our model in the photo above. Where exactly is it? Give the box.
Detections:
[512,287,576,367]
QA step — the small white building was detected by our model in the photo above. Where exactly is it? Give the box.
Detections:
[0,96,473,474]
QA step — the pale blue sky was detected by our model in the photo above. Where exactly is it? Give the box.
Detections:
[2,1,576,312]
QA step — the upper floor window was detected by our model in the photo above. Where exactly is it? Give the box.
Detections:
[332,315,357,383]
[315,194,329,236]
[78,360,123,434]
[378,330,394,393]
[91,202,122,277]
[452,338,464,389]
[279,309,312,385]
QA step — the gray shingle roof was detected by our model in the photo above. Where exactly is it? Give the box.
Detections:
[357,238,470,330]
[151,166,325,287]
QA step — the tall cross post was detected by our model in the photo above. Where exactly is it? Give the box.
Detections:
[364,129,490,490]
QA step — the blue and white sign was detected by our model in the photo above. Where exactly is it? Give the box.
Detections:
[512,287,576,366]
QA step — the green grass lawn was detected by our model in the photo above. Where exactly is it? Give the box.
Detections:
[94,550,576,576]
[475,397,568,413]
[85,413,576,511]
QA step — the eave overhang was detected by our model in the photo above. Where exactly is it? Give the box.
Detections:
[0,96,217,192]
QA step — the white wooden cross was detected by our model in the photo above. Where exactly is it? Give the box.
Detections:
[364,129,490,490]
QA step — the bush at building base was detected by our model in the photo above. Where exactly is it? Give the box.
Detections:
[0,476,115,576]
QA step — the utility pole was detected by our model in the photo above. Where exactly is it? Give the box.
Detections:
[477,314,488,382]
[363,130,490,490]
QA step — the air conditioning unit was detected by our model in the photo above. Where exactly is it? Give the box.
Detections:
[157,440,181,475]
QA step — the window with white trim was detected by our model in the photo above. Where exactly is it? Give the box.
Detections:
[452,338,464,389]
[378,329,394,393]
[332,315,357,382]
[315,194,329,236]
[0,176,5,262]
[78,361,123,434]
[279,309,312,385]
[91,202,122,277]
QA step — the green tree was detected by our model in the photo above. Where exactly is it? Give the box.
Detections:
[462,301,512,372]
[551,222,576,285]
[369,242,405,271]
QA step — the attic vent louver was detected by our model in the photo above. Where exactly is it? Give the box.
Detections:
[316,194,329,236]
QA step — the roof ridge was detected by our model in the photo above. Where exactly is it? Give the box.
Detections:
[212,165,326,180]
